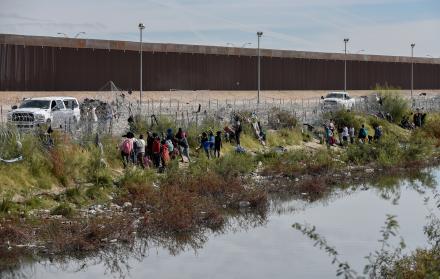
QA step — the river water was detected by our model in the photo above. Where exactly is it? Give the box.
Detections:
[11,167,440,279]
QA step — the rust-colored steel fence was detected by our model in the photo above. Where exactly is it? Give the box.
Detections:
[1,42,440,91]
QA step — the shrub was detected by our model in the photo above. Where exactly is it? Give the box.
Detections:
[211,152,255,178]
[268,108,298,129]
[421,113,440,145]
[327,109,362,130]
[375,85,409,124]
[51,203,74,217]
[266,128,302,146]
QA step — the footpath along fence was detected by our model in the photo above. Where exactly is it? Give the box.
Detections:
[1,93,440,136]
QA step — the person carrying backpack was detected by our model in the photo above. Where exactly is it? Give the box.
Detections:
[374,125,383,142]
[358,124,368,143]
[119,132,134,168]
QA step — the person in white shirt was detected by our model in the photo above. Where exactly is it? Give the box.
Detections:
[136,134,146,168]
[349,127,355,144]
[342,126,349,145]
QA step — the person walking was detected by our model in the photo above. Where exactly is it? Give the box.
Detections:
[214,131,222,158]
[349,126,355,144]
[200,132,211,158]
[234,116,242,146]
[119,132,134,168]
[358,124,368,143]
[374,125,383,142]
[342,126,349,146]
[152,133,161,168]
[136,134,146,168]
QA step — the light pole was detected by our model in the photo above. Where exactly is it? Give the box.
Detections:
[74,32,86,38]
[344,38,349,92]
[139,23,145,111]
[257,32,263,104]
[411,43,415,100]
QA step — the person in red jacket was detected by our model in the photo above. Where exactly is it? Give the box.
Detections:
[152,133,161,168]
[161,140,170,167]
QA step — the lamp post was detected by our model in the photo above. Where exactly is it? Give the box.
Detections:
[344,38,349,92]
[257,32,263,104]
[74,32,86,38]
[139,23,145,111]
[411,43,415,100]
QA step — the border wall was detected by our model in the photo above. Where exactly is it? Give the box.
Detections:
[1,34,440,91]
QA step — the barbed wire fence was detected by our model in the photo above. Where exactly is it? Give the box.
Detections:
[1,92,440,139]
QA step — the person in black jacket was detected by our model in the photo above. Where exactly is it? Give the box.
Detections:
[214,131,222,158]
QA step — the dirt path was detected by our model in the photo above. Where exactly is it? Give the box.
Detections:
[1,89,439,107]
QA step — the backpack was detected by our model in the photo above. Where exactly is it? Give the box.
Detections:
[166,139,174,152]
[359,128,367,138]
[121,138,132,155]
[152,139,161,154]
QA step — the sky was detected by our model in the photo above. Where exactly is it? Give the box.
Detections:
[1,0,439,57]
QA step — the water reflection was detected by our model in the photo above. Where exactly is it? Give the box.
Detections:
[1,210,267,279]
[2,167,439,279]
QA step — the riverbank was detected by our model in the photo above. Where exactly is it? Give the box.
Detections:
[1,109,440,274]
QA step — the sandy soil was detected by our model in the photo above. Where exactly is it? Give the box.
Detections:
[1,89,439,107]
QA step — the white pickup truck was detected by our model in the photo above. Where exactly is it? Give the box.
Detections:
[321,92,355,110]
[7,97,80,129]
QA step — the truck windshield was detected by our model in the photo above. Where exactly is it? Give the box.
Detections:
[19,100,51,109]
[326,93,345,99]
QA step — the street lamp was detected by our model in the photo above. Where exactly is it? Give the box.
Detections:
[257,32,263,104]
[139,23,145,111]
[57,32,68,38]
[411,43,415,100]
[74,32,86,38]
[344,38,349,92]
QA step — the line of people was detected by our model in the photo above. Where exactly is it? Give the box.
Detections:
[119,128,190,169]
[324,119,383,146]
[198,130,223,159]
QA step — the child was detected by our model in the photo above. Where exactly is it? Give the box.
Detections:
[214,131,222,158]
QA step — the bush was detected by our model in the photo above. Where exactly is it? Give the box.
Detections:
[327,109,362,130]
[375,85,410,124]
[421,113,440,145]
[266,128,302,146]
[51,203,74,217]
[268,108,298,129]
